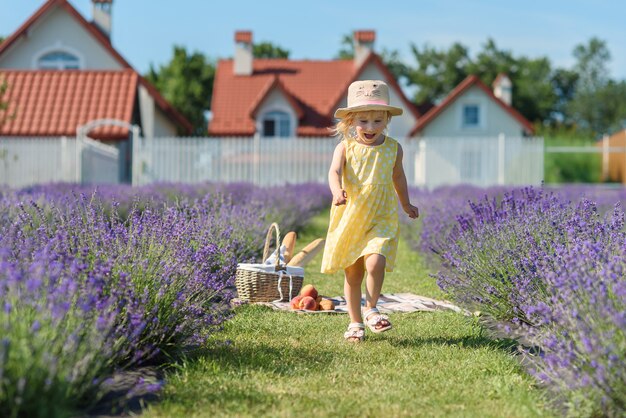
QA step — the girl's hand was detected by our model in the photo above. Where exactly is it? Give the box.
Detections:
[403,203,419,219]
[333,189,348,206]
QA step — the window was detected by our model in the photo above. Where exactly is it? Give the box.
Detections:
[37,51,80,70]
[262,111,290,137]
[462,104,480,127]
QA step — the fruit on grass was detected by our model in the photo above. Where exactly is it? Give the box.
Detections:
[290,295,303,310]
[300,284,318,300]
[299,295,317,311]
[319,299,335,311]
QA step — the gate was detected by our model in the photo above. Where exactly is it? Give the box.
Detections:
[77,119,140,184]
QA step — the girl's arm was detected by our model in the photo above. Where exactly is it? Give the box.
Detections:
[392,144,419,219]
[329,142,347,206]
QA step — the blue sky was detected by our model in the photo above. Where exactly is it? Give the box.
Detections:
[2,0,625,81]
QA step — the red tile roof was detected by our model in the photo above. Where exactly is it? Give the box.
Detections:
[0,0,192,135]
[410,74,535,136]
[208,52,420,137]
[0,70,138,140]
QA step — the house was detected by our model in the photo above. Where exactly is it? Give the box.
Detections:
[209,30,534,142]
[208,30,420,139]
[0,0,192,182]
[411,73,534,138]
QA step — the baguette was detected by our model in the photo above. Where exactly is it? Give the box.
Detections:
[287,238,325,267]
[282,231,297,263]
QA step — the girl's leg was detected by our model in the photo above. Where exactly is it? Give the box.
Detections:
[344,257,365,324]
[363,254,391,330]
[364,253,386,309]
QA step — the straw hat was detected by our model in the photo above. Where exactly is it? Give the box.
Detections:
[334,80,403,119]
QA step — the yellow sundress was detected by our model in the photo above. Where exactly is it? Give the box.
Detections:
[321,135,399,274]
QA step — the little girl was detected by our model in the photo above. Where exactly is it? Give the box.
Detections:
[321,80,419,342]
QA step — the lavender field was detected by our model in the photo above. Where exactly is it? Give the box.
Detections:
[1,181,624,417]
[0,182,330,417]
[403,184,626,416]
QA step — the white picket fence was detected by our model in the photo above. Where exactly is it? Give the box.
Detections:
[132,136,336,186]
[1,135,544,188]
[0,137,78,188]
[413,135,544,188]
[0,136,119,188]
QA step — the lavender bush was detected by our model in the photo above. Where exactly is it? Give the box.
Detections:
[433,187,570,323]
[0,182,330,417]
[420,185,626,416]
[10,181,330,232]
[523,203,626,416]
[403,183,626,267]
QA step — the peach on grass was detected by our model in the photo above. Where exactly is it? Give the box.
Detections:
[290,295,302,310]
[298,296,317,311]
[300,284,318,300]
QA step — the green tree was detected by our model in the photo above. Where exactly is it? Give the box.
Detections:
[0,36,5,44]
[405,42,471,105]
[253,42,289,58]
[565,37,623,135]
[145,46,215,136]
[335,34,354,60]
[509,56,556,123]
[550,68,579,125]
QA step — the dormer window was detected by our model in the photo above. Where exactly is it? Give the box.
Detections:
[37,51,80,70]
[262,110,291,137]
[463,104,480,127]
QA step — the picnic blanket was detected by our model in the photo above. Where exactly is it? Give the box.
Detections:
[250,293,468,315]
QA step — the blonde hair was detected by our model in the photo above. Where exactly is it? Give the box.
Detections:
[331,110,392,139]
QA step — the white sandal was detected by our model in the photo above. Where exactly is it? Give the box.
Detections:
[364,307,392,333]
[344,322,365,342]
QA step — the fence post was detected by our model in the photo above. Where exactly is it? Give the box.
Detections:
[253,132,260,185]
[60,136,68,182]
[75,133,82,183]
[602,133,609,182]
[498,133,505,185]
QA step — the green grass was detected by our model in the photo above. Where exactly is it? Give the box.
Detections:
[543,135,604,184]
[143,210,554,418]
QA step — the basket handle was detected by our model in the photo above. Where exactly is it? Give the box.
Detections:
[262,222,282,270]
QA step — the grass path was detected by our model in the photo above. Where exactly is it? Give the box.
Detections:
[143,210,554,418]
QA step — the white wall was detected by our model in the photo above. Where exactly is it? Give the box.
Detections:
[138,84,178,137]
[153,108,179,137]
[419,85,526,138]
[0,6,123,70]
[333,63,417,139]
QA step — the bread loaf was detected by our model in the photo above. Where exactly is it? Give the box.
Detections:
[282,231,297,263]
[287,238,325,267]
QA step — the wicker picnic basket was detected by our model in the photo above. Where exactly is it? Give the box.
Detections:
[235,223,304,302]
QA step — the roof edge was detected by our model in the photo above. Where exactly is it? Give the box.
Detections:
[249,76,305,120]
[410,74,535,136]
[0,0,133,70]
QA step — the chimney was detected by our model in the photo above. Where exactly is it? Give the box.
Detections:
[493,73,512,106]
[234,30,253,76]
[353,30,375,67]
[92,0,113,39]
